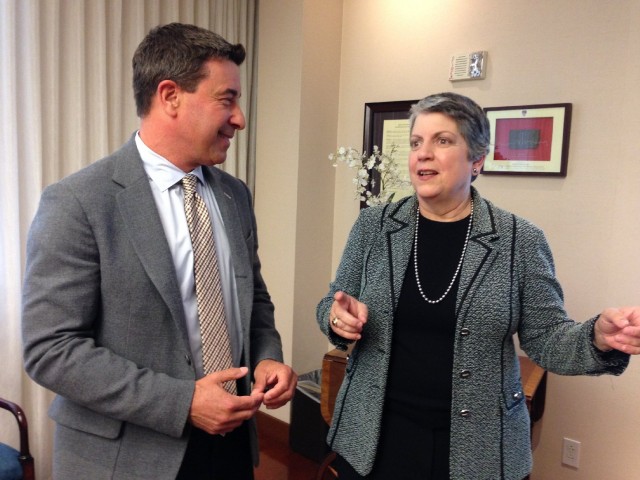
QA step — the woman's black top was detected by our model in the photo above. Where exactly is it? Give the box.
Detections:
[335,213,471,480]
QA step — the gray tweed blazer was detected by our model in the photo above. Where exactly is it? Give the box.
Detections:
[317,187,628,479]
[22,136,283,479]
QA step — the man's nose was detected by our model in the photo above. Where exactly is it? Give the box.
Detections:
[231,104,246,130]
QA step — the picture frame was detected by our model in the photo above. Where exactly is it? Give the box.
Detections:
[362,100,417,205]
[482,103,572,176]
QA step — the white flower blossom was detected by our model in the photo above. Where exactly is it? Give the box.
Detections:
[330,143,411,204]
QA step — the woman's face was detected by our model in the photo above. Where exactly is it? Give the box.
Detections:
[409,112,483,212]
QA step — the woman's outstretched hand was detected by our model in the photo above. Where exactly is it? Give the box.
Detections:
[329,291,368,341]
[594,307,640,354]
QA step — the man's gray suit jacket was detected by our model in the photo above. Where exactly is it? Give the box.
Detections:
[22,136,283,479]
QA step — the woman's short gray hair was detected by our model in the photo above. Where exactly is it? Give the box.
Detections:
[409,92,490,162]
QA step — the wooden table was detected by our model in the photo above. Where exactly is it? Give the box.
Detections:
[320,349,349,425]
[320,349,547,425]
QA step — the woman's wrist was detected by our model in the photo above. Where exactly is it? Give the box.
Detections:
[592,318,613,352]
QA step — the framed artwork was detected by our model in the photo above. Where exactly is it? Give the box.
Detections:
[362,100,417,203]
[482,103,572,176]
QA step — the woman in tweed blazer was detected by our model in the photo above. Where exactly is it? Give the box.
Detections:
[316,93,640,479]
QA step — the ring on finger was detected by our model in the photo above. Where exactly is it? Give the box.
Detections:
[332,317,339,327]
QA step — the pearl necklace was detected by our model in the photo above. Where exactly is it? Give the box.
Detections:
[413,197,474,304]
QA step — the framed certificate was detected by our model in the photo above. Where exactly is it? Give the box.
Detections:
[362,100,417,203]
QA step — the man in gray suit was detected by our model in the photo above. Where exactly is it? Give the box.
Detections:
[22,23,296,480]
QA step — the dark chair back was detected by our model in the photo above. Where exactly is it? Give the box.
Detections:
[0,398,35,480]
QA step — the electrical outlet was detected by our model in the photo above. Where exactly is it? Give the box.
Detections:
[562,437,581,468]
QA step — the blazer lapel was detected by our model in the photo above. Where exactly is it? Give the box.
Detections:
[386,197,417,310]
[457,188,501,315]
[111,139,189,341]
[205,169,250,276]
[378,191,500,318]
[203,168,253,331]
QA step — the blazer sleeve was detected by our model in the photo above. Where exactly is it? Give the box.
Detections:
[22,181,194,439]
[316,206,383,350]
[515,218,629,375]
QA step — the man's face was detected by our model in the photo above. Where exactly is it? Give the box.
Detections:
[178,59,246,170]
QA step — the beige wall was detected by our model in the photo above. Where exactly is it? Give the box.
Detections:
[256,0,640,477]
[255,0,343,422]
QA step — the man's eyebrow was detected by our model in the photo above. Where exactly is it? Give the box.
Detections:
[223,88,240,98]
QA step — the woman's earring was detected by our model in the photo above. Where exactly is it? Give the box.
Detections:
[473,168,479,175]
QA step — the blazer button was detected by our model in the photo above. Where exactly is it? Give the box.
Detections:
[185,355,192,366]
[460,369,471,378]
[513,391,523,400]
[460,328,471,336]
[460,409,471,418]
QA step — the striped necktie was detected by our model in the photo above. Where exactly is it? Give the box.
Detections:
[182,174,236,394]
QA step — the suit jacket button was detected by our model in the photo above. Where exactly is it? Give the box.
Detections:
[460,409,471,417]
[460,328,471,336]
[185,355,192,366]
[513,391,523,400]
[460,369,471,378]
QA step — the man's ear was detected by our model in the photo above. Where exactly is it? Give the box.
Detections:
[157,79,180,115]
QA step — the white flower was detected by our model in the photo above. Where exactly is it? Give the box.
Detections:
[329,143,411,205]
[365,156,376,170]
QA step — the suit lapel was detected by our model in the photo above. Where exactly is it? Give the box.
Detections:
[111,139,189,341]
[203,167,253,331]
[457,188,501,315]
[205,168,250,276]
[385,197,417,310]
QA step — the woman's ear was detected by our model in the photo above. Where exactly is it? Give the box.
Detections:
[472,156,485,175]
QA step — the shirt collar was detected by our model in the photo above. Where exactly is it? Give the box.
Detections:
[135,132,204,191]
